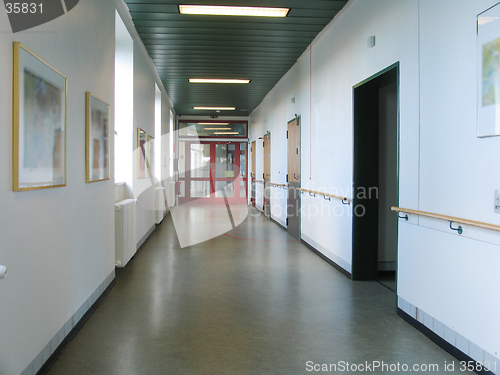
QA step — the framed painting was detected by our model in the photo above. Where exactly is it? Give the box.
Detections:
[137,128,147,179]
[478,4,500,137]
[13,42,67,191]
[86,92,110,183]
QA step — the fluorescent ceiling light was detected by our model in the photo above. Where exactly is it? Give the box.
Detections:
[478,16,499,26]
[214,132,240,135]
[179,5,289,18]
[203,128,232,130]
[189,78,250,84]
[193,107,236,111]
[198,122,230,125]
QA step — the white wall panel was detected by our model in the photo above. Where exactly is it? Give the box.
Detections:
[133,43,156,245]
[0,2,116,374]
[419,0,500,222]
[0,1,175,373]
[270,186,287,226]
[398,222,500,359]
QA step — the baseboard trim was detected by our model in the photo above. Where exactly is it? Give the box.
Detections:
[270,216,286,230]
[35,274,116,375]
[262,209,352,280]
[137,224,156,250]
[301,239,352,279]
[397,308,494,375]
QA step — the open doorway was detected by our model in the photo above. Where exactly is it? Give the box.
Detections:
[352,63,399,292]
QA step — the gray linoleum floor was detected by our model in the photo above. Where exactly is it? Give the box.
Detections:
[47,206,474,375]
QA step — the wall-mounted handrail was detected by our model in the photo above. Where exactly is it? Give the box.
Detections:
[254,180,264,183]
[398,213,409,221]
[391,207,500,233]
[268,182,286,188]
[297,188,352,205]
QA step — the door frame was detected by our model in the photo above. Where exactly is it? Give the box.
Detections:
[351,62,400,281]
[178,141,248,204]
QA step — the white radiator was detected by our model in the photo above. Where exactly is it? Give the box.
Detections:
[115,199,137,267]
[155,187,166,224]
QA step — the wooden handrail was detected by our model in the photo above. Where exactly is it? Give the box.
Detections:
[254,180,264,183]
[391,207,500,232]
[268,182,286,187]
[297,188,352,204]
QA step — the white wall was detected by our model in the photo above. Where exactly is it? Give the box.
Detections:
[0,1,175,374]
[161,100,175,210]
[116,4,175,245]
[0,1,116,374]
[400,0,500,364]
[250,0,500,368]
[133,42,156,244]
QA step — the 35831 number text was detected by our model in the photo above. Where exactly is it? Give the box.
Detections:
[5,3,43,14]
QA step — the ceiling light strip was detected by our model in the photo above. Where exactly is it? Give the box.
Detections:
[193,107,236,111]
[189,78,250,84]
[179,5,289,18]
[198,123,230,125]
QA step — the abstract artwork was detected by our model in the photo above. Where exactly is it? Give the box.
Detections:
[86,93,110,182]
[478,5,500,137]
[13,42,67,191]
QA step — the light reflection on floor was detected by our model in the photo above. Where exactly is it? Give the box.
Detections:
[170,200,249,247]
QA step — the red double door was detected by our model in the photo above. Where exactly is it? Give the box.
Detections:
[178,141,247,204]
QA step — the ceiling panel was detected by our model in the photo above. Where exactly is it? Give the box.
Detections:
[124,0,349,116]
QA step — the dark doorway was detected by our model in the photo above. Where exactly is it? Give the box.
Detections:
[352,63,399,287]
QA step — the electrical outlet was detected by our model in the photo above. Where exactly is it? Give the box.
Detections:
[495,190,500,213]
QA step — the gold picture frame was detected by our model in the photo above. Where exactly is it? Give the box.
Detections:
[86,92,110,183]
[13,41,67,191]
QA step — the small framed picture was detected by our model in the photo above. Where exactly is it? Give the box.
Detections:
[13,42,67,191]
[86,92,110,183]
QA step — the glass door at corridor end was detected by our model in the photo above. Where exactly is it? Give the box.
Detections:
[178,141,247,204]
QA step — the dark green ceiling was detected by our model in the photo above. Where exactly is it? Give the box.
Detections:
[124,0,349,116]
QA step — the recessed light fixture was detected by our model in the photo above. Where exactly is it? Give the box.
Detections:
[179,5,289,18]
[478,16,499,26]
[214,132,240,135]
[198,122,230,125]
[189,78,250,84]
[193,107,236,111]
[203,128,232,130]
